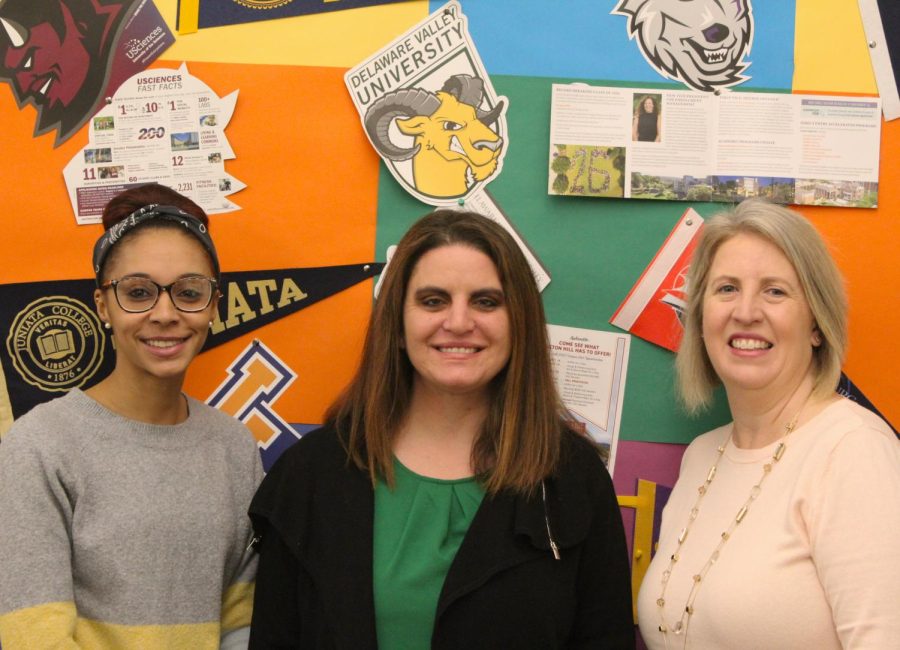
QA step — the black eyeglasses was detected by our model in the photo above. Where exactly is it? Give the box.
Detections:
[100,276,219,313]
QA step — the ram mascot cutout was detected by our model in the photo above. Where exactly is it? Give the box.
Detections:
[613,0,754,92]
[364,74,506,202]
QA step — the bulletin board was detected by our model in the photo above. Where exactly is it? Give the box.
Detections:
[374,0,899,446]
[0,0,896,629]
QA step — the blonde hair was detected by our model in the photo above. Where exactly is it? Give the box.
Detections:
[676,199,847,412]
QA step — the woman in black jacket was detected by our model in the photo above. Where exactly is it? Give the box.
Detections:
[248,210,634,649]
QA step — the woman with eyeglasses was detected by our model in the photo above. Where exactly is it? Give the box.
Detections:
[0,184,262,649]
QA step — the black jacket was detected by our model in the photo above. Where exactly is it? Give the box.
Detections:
[247,425,634,649]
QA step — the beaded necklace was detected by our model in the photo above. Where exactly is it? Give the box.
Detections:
[655,408,805,650]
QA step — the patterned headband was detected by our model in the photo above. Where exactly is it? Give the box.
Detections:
[92,204,220,284]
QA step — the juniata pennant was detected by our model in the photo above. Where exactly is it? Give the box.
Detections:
[0,262,383,429]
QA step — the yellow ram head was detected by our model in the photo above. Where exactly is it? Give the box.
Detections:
[364,74,504,199]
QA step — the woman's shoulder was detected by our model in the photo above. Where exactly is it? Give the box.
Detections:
[248,424,357,539]
[560,428,607,470]
[551,429,619,544]
[252,425,350,498]
[186,398,256,445]
[824,397,894,433]
[270,423,347,472]
[682,422,730,457]
[795,399,900,530]
[652,423,727,479]
[0,392,100,480]
[2,391,89,449]
[557,428,615,493]
[183,402,263,487]
[808,398,898,456]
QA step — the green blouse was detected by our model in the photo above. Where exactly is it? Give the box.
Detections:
[373,458,485,650]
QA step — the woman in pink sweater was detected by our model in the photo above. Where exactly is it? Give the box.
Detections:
[637,199,899,649]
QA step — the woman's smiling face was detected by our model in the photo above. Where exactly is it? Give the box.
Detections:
[402,244,511,400]
[701,232,819,400]
[95,227,217,386]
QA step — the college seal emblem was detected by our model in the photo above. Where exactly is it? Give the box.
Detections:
[232,0,295,9]
[6,296,106,392]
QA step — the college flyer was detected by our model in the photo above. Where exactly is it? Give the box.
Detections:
[374,189,550,299]
[610,209,704,352]
[447,189,550,292]
[549,83,882,208]
[345,0,509,206]
[547,324,631,475]
[63,64,243,223]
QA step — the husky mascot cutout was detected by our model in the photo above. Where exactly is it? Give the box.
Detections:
[613,0,754,92]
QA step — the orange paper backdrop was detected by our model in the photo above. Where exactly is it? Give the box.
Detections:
[0,61,381,426]
[0,0,897,431]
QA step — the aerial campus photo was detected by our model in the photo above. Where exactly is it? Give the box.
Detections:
[551,144,626,198]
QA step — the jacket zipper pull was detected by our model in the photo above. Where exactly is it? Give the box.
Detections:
[246,534,261,553]
[541,480,562,561]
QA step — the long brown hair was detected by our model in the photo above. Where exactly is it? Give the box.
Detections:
[327,210,567,494]
[635,94,658,116]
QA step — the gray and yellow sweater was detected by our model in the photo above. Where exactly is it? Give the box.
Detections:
[0,389,262,649]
